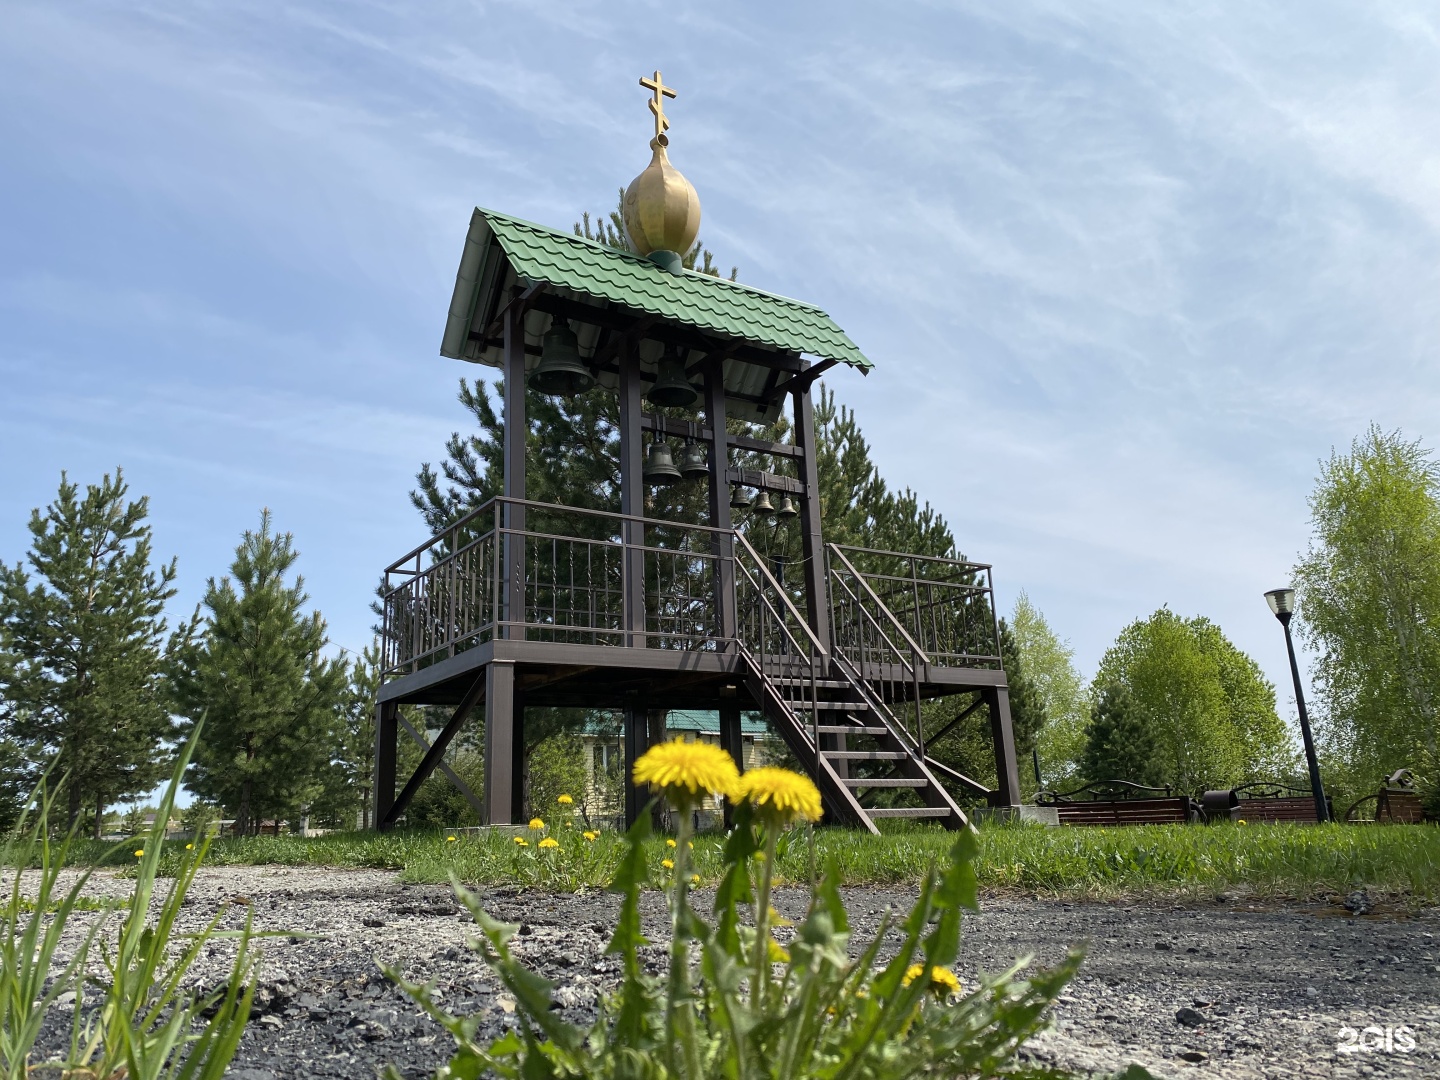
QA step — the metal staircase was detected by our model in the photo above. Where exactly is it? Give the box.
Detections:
[733,532,969,834]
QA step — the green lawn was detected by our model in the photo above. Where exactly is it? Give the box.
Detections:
[64,819,1440,902]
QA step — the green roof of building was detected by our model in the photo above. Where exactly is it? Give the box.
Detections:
[441,208,872,374]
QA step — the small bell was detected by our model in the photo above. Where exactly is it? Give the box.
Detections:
[679,438,708,480]
[777,495,798,519]
[528,319,595,396]
[642,435,682,485]
[647,353,699,408]
[751,491,775,517]
[729,484,752,510]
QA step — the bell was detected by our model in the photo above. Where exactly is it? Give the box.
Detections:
[777,495,798,519]
[646,354,699,408]
[751,491,774,517]
[528,319,595,396]
[679,438,708,480]
[729,484,751,510]
[642,435,682,485]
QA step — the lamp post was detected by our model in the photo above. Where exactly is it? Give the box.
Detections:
[1264,587,1330,823]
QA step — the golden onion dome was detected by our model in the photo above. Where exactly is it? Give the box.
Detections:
[623,133,701,262]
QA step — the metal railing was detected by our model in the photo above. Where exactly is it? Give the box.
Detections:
[733,530,825,767]
[381,501,1007,682]
[381,498,733,676]
[825,545,927,755]
[827,545,1002,667]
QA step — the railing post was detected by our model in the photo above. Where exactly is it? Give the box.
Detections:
[792,373,831,653]
[502,305,527,639]
[618,338,646,647]
[705,361,736,647]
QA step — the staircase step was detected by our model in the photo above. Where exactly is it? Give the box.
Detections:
[825,751,908,761]
[784,699,865,711]
[772,678,850,690]
[841,777,928,788]
[866,807,954,819]
[817,725,890,735]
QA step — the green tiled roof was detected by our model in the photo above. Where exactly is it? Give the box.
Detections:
[467,208,871,372]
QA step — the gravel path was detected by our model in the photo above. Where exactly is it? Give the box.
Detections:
[23,866,1440,1079]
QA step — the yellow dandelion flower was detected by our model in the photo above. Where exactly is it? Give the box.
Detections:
[565,820,573,827]
[662,858,674,870]
[632,738,740,806]
[583,830,599,842]
[666,839,677,849]
[185,843,194,850]
[528,818,545,831]
[513,836,529,847]
[1237,819,1247,826]
[903,964,961,996]
[446,835,457,842]
[690,874,701,886]
[734,767,823,825]
[538,837,560,850]
[133,849,145,857]
[557,794,574,806]
[767,937,791,964]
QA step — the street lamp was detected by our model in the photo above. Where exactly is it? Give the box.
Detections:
[1264,587,1330,823]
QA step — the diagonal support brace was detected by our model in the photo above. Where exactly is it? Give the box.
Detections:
[380,672,486,829]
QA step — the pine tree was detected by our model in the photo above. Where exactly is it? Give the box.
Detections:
[332,641,382,829]
[0,469,184,832]
[1078,683,1161,787]
[178,510,347,834]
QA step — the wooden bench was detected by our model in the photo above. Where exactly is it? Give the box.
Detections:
[1232,782,1332,824]
[1346,769,1426,824]
[1036,780,1198,827]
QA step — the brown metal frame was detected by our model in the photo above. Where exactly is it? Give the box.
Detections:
[374,273,1023,828]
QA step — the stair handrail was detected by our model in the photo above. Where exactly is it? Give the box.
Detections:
[826,545,929,755]
[826,544,932,666]
[733,530,827,657]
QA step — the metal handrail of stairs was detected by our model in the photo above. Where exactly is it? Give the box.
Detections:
[732,531,878,832]
[825,544,930,757]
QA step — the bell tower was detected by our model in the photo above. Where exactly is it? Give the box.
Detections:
[372,73,1022,835]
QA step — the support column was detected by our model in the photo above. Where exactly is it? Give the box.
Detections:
[511,679,527,823]
[618,339,646,646]
[623,700,648,828]
[502,305,527,638]
[704,361,735,645]
[719,702,743,828]
[791,372,830,652]
[373,700,398,831]
[984,686,1022,808]
[484,660,518,824]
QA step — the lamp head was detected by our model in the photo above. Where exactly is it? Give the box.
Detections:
[1264,587,1296,624]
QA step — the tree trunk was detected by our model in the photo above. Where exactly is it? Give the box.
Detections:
[66,780,83,832]
[93,800,104,840]
[235,780,252,837]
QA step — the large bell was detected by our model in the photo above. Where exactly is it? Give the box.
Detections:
[642,435,682,485]
[647,354,699,408]
[528,319,595,396]
[729,484,751,510]
[751,490,774,517]
[777,495,798,519]
[679,438,708,480]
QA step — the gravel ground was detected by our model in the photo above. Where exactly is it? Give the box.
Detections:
[20,865,1440,1079]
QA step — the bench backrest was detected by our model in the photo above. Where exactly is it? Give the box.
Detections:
[1235,795,1330,824]
[1053,796,1194,826]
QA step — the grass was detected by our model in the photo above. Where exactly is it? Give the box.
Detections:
[58,819,1440,903]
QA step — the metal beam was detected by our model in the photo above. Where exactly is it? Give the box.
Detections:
[727,468,805,496]
[984,686,1022,808]
[792,372,830,652]
[924,695,985,749]
[618,338,646,646]
[398,714,485,820]
[483,660,518,824]
[373,701,397,830]
[705,359,736,645]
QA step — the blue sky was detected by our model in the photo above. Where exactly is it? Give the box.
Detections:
[4,1,1440,730]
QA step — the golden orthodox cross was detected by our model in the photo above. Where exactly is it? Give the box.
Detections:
[639,70,677,140]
